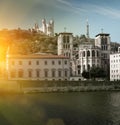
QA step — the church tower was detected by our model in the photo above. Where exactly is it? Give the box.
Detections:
[58,32,73,59]
[95,32,111,77]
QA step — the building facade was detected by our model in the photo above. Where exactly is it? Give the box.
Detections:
[7,54,70,80]
[57,32,73,59]
[95,33,111,70]
[57,32,111,80]
[110,47,120,81]
[72,43,101,76]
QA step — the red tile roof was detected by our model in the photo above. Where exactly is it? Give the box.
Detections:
[7,54,69,59]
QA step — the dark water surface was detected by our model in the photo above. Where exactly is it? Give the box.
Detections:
[0,92,120,125]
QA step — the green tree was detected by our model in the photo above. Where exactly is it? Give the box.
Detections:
[82,70,90,79]
[90,67,106,80]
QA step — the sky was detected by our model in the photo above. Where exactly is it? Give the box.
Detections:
[0,0,120,42]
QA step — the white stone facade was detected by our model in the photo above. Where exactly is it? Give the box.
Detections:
[110,52,120,81]
[7,54,70,80]
[72,44,101,76]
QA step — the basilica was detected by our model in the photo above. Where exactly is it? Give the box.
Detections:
[32,18,54,37]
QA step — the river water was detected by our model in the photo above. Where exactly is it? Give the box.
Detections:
[38,92,120,125]
[0,92,120,125]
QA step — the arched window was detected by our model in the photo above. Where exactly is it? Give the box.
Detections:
[83,51,85,57]
[104,38,107,44]
[101,37,104,44]
[97,51,99,57]
[92,50,95,57]
[63,36,66,43]
[67,36,69,43]
[87,50,90,57]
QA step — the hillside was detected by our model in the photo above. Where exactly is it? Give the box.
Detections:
[0,29,57,61]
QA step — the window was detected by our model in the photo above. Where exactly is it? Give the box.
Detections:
[58,70,62,77]
[18,70,23,77]
[97,51,99,57]
[78,70,80,74]
[87,51,90,57]
[36,70,40,77]
[92,50,95,57]
[19,61,22,65]
[52,70,55,77]
[67,36,69,43]
[45,61,47,65]
[65,70,68,77]
[36,61,39,65]
[63,36,66,43]
[28,61,31,65]
[64,60,67,65]
[52,61,55,65]
[83,51,85,57]
[44,70,48,77]
[28,71,32,77]
[58,60,61,65]
[77,65,81,69]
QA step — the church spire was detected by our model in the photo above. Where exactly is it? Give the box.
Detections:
[86,19,89,38]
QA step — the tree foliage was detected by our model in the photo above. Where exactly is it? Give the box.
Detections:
[82,67,107,80]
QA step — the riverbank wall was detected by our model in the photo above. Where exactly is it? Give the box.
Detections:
[19,80,120,93]
[0,80,120,93]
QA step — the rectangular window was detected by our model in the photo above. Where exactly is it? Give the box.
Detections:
[78,70,80,74]
[58,60,61,65]
[52,61,55,65]
[36,70,39,77]
[45,61,47,65]
[28,61,31,65]
[28,71,32,77]
[65,70,67,77]
[58,71,61,77]
[44,71,48,77]
[36,61,39,65]
[52,70,55,77]
[64,60,67,65]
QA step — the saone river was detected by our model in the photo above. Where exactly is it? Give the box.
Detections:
[0,92,120,125]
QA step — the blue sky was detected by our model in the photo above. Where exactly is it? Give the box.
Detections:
[0,0,120,42]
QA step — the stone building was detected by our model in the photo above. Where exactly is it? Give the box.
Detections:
[6,53,70,80]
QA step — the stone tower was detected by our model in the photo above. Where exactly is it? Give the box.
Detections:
[95,32,111,76]
[42,18,47,34]
[57,32,73,59]
[47,20,54,36]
